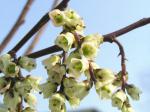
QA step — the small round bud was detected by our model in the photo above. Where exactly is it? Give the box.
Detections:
[49,93,66,112]
[55,32,75,51]
[49,9,65,26]
[19,56,36,72]
[39,81,57,98]
[111,90,126,109]
[126,84,142,100]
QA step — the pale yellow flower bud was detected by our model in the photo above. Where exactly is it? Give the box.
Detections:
[49,9,65,26]
[55,32,75,51]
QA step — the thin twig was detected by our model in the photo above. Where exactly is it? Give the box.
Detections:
[89,62,97,83]
[25,17,150,58]
[113,39,126,91]
[103,18,150,42]
[8,0,70,54]
[24,0,60,55]
[0,0,34,54]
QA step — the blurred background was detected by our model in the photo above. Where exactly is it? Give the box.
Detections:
[0,0,150,112]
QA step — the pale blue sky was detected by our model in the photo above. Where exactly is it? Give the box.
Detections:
[0,0,150,112]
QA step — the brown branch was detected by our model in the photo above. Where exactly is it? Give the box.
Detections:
[113,39,126,91]
[24,0,60,55]
[25,17,150,59]
[103,18,150,42]
[0,0,34,54]
[8,0,70,55]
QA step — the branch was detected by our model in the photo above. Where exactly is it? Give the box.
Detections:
[0,0,34,54]
[8,0,70,54]
[103,18,150,42]
[26,17,150,58]
[24,0,61,55]
[113,39,127,91]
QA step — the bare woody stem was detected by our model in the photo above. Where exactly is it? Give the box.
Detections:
[0,0,34,54]
[24,0,61,55]
[8,0,70,55]
[25,17,150,59]
[113,39,126,91]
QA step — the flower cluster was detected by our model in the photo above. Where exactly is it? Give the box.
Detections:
[0,54,39,112]
[38,8,142,112]
[0,8,142,112]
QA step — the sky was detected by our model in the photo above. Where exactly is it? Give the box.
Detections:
[0,0,150,112]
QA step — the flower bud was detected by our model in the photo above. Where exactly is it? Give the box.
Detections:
[39,81,57,98]
[64,80,91,100]
[95,69,115,89]
[3,91,21,111]
[64,9,85,31]
[68,57,88,78]
[19,56,36,72]
[111,90,126,109]
[0,77,10,94]
[84,33,103,47]
[122,103,135,112]
[65,50,81,65]
[55,32,75,51]
[47,64,66,84]
[22,107,36,112]
[49,93,66,112]
[42,55,61,68]
[25,76,41,91]
[4,62,19,77]
[68,97,80,108]
[24,93,37,107]
[126,84,142,100]
[49,9,65,26]
[80,42,98,59]
[63,77,77,88]
[0,54,11,71]
[96,84,116,100]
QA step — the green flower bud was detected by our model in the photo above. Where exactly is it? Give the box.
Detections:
[47,64,66,84]
[22,107,36,112]
[63,77,77,88]
[3,91,21,111]
[111,90,126,109]
[68,97,80,108]
[80,42,98,59]
[0,77,10,94]
[84,33,103,47]
[19,56,36,72]
[25,76,41,91]
[126,84,142,100]
[122,104,135,112]
[96,84,116,100]
[95,69,115,89]
[49,93,66,112]
[64,9,85,31]
[39,81,57,98]
[42,55,61,68]
[0,54,11,71]
[68,57,88,78]
[64,9,80,20]
[64,80,91,100]
[4,62,19,77]
[55,32,75,51]
[65,50,81,65]
[49,9,65,26]
[15,80,33,96]
[24,93,37,107]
